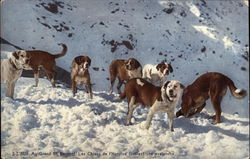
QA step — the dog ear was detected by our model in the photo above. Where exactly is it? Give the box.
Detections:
[164,81,170,89]
[12,51,19,59]
[156,63,162,70]
[168,63,173,73]
[87,56,91,66]
[74,56,82,65]
[180,83,185,89]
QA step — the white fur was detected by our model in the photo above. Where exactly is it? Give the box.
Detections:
[1,56,24,98]
[127,66,142,79]
[136,79,144,86]
[142,64,167,86]
[235,89,242,94]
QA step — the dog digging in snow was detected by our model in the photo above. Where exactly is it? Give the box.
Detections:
[71,56,93,99]
[119,78,184,131]
[1,50,29,98]
[142,61,173,86]
[109,58,142,94]
[176,72,247,124]
[21,43,67,87]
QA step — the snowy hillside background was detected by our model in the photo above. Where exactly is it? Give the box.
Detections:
[1,0,249,159]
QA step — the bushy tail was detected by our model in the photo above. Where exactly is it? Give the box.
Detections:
[53,43,67,59]
[226,76,247,99]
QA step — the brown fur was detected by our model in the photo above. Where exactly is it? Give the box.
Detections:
[120,78,162,106]
[176,72,247,124]
[23,43,67,87]
[71,56,93,99]
[109,58,142,94]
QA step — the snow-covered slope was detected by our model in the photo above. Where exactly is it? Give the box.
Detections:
[1,77,249,159]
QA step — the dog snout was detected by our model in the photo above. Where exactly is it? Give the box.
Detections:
[169,89,174,95]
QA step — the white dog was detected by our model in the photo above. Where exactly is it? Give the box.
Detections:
[142,62,173,86]
[1,50,30,98]
[119,78,184,131]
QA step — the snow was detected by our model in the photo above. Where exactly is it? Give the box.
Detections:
[1,77,249,159]
[1,0,249,158]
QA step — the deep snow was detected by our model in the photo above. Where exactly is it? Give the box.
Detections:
[1,77,249,159]
[1,0,249,158]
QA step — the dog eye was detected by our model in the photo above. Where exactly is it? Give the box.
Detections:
[21,55,24,57]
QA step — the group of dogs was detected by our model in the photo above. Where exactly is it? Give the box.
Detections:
[1,43,247,131]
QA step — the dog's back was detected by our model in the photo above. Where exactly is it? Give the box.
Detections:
[120,78,161,106]
[109,59,127,79]
[26,44,67,67]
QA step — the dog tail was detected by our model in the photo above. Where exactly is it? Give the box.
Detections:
[226,76,247,99]
[53,43,67,59]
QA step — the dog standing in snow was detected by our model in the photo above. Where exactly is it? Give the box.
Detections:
[176,72,247,124]
[142,61,173,86]
[71,56,93,99]
[1,50,29,98]
[119,78,184,131]
[109,58,142,94]
[22,43,67,87]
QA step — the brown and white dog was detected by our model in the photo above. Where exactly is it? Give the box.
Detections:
[109,58,142,94]
[119,78,184,131]
[1,50,29,98]
[176,72,247,124]
[71,56,93,99]
[22,43,67,87]
[142,62,173,86]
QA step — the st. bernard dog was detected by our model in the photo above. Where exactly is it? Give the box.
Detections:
[1,50,29,98]
[119,78,184,131]
[142,61,173,86]
[176,72,247,124]
[71,56,93,99]
[109,58,142,94]
[22,43,67,87]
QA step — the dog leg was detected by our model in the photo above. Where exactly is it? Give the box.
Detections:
[109,75,116,94]
[5,83,14,99]
[144,109,155,129]
[72,80,77,96]
[86,84,93,99]
[45,70,56,87]
[211,96,222,124]
[126,96,136,125]
[32,68,39,87]
[167,111,175,132]
[117,79,123,94]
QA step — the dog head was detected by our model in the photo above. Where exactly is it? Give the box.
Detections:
[156,62,173,76]
[178,86,199,118]
[74,56,91,71]
[124,58,141,70]
[12,50,31,67]
[161,80,185,102]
